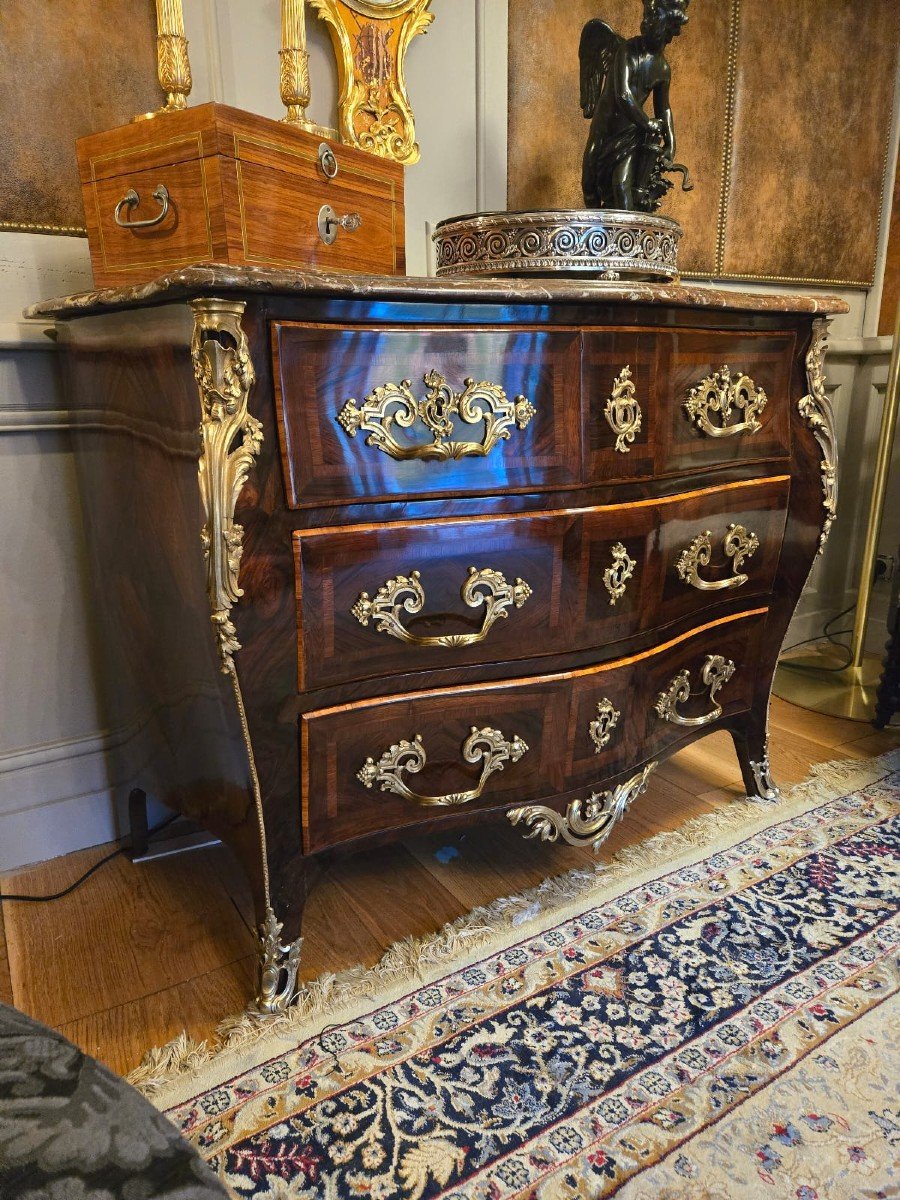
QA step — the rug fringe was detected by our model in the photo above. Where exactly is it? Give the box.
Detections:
[126,748,899,1097]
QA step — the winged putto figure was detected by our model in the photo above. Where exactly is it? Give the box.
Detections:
[580,0,693,213]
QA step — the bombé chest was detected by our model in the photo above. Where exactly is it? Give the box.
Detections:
[37,268,843,1011]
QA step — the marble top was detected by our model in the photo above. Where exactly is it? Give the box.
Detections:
[25,263,850,320]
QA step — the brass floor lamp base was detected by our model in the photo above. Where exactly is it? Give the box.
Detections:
[773,643,884,722]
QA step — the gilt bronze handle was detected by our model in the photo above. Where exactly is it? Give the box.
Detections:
[114,185,171,229]
[336,369,535,462]
[675,524,759,591]
[654,655,736,727]
[357,726,529,808]
[351,566,532,648]
[684,367,767,438]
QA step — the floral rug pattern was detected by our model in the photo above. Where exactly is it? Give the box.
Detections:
[161,768,899,1199]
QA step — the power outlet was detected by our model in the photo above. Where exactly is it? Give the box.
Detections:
[875,554,896,584]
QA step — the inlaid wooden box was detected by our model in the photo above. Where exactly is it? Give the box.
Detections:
[77,102,405,288]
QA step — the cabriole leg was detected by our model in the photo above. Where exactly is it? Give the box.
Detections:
[250,856,324,1016]
[252,908,303,1016]
[732,725,782,804]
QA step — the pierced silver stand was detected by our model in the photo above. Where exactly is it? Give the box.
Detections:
[434,209,682,281]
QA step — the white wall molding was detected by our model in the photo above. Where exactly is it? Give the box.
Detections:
[0,682,224,872]
[0,720,139,872]
[829,335,893,358]
[0,408,73,434]
[0,321,57,350]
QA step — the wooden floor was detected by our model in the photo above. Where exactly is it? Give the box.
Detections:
[1,697,896,1079]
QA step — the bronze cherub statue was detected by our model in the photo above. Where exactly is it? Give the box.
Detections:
[580,0,693,213]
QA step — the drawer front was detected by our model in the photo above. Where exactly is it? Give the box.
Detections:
[301,609,767,851]
[583,329,795,482]
[654,475,788,626]
[272,324,583,506]
[231,148,401,275]
[293,476,788,690]
[87,155,217,282]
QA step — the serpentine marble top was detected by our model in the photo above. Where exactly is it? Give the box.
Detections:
[25,263,849,320]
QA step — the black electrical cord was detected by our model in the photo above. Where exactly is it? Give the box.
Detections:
[0,814,179,905]
[779,603,857,673]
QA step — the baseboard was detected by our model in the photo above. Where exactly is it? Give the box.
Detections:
[0,714,170,873]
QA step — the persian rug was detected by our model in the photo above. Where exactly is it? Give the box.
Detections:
[133,752,900,1200]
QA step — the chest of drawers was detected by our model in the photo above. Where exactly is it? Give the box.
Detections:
[31,267,845,1013]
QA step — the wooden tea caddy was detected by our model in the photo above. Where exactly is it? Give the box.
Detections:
[77,102,405,288]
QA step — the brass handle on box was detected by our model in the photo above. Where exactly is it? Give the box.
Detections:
[357,726,529,808]
[114,185,171,229]
[675,524,759,591]
[351,566,533,648]
[654,655,736,727]
[318,204,362,245]
[318,143,339,178]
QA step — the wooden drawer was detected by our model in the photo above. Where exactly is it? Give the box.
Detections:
[272,323,582,506]
[300,608,767,852]
[583,328,795,482]
[293,476,788,690]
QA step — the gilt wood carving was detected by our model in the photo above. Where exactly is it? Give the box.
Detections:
[308,0,433,164]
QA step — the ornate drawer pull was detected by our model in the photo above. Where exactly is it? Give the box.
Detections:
[589,698,620,752]
[684,367,767,438]
[604,542,636,605]
[676,524,759,591]
[114,184,171,229]
[508,763,656,852]
[655,655,735,727]
[604,365,642,454]
[318,204,362,245]
[352,566,532,648]
[337,369,535,462]
[357,726,529,808]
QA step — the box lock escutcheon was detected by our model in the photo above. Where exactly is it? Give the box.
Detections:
[318,204,362,245]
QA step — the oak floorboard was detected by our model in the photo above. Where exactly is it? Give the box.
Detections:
[296,865,390,982]
[767,727,870,786]
[656,730,743,792]
[769,696,864,748]
[60,955,257,1079]
[405,775,721,913]
[0,905,13,1007]
[840,727,900,756]
[2,702,893,1077]
[325,844,468,952]
[2,844,253,1028]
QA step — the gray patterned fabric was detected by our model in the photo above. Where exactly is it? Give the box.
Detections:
[0,1003,229,1199]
